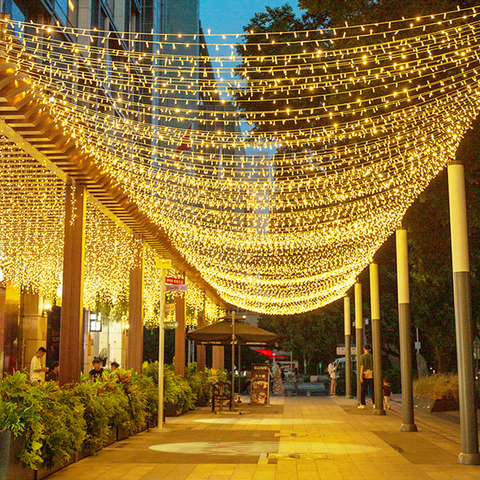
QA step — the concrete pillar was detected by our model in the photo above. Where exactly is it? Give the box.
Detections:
[21,293,47,375]
[396,227,418,432]
[370,263,385,415]
[174,295,186,376]
[59,183,86,386]
[344,295,352,399]
[127,241,144,373]
[212,346,224,370]
[447,160,480,464]
[355,281,363,403]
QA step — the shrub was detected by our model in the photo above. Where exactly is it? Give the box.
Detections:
[0,371,45,469]
[185,363,212,407]
[164,365,197,414]
[37,382,86,468]
[0,371,85,470]
[413,373,459,400]
[72,379,130,453]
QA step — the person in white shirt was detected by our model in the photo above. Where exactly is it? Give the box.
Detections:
[30,347,49,385]
[328,360,337,396]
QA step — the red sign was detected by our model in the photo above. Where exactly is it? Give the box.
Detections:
[165,277,185,285]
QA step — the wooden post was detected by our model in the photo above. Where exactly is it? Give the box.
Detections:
[59,182,86,386]
[196,297,206,371]
[174,295,186,376]
[212,346,224,370]
[127,240,144,373]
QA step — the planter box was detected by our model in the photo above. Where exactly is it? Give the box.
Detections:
[105,428,117,447]
[116,426,130,442]
[37,457,74,480]
[413,394,459,412]
[148,417,157,429]
[164,402,182,417]
[0,431,36,480]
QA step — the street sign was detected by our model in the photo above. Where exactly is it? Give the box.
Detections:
[164,322,179,329]
[165,277,185,285]
[164,304,174,312]
[336,346,357,355]
[156,258,172,270]
[165,284,188,292]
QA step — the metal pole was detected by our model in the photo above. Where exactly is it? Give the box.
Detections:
[396,227,417,432]
[447,161,480,464]
[156,258,171,429]
[231,311,235,409]
[355,281,363,404]
[344,295,352,399]
[370,263,385,415]
[238,343,241,397]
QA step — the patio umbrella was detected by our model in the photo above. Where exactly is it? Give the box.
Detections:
[187,317,278,407]
[186,319,278,346]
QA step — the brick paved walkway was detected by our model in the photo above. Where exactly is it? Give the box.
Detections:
[47,395,480,480]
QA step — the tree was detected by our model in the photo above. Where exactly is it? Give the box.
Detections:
[233,5,328,153]
[237,1,480,373]
[258,299,344,373]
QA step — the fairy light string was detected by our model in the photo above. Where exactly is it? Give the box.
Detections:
[0,6,478,313]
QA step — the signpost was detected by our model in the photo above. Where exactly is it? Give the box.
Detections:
[336,346,357,356]
[155,258,172,429]
[165,284,188,293]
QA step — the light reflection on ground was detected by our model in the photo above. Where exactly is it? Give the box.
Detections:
[148,441,378,455]
[193,418,344,425]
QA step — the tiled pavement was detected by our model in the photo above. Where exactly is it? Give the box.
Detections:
[47,395,480,480]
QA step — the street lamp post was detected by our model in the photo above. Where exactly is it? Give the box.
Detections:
[156,258,172,429]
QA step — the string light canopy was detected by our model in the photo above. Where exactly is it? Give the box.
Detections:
[0,5,478,314]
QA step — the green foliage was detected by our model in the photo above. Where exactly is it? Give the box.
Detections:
[72,381,118,453]
[94,289,129,324]
[36,382,86,469]
[164,365,197,414]
[299,0,473,27]
[233,5,327,153]
[185,363,212,407]
[143,361,201,414]
[136,373,158,421]
[0,371,44,469]
[114,369,147,433]
[0,372,85,470]
[413,374,459,400]
[258,299,343,373]
[382,365,401,395]
[0,369,161,471]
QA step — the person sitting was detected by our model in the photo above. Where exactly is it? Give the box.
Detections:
[89,358,104,380]
[110,361,119,371]
[46,361,60,384]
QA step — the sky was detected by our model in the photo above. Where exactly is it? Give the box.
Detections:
[199,0,302,36]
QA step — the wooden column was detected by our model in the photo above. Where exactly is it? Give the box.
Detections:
[127,241,144,373]
[196,306,206,371]
[59,183,86,386]
[212,346,224,370]
[174,295,186,376]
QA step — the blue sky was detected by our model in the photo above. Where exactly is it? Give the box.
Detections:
[199,0,301,36]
